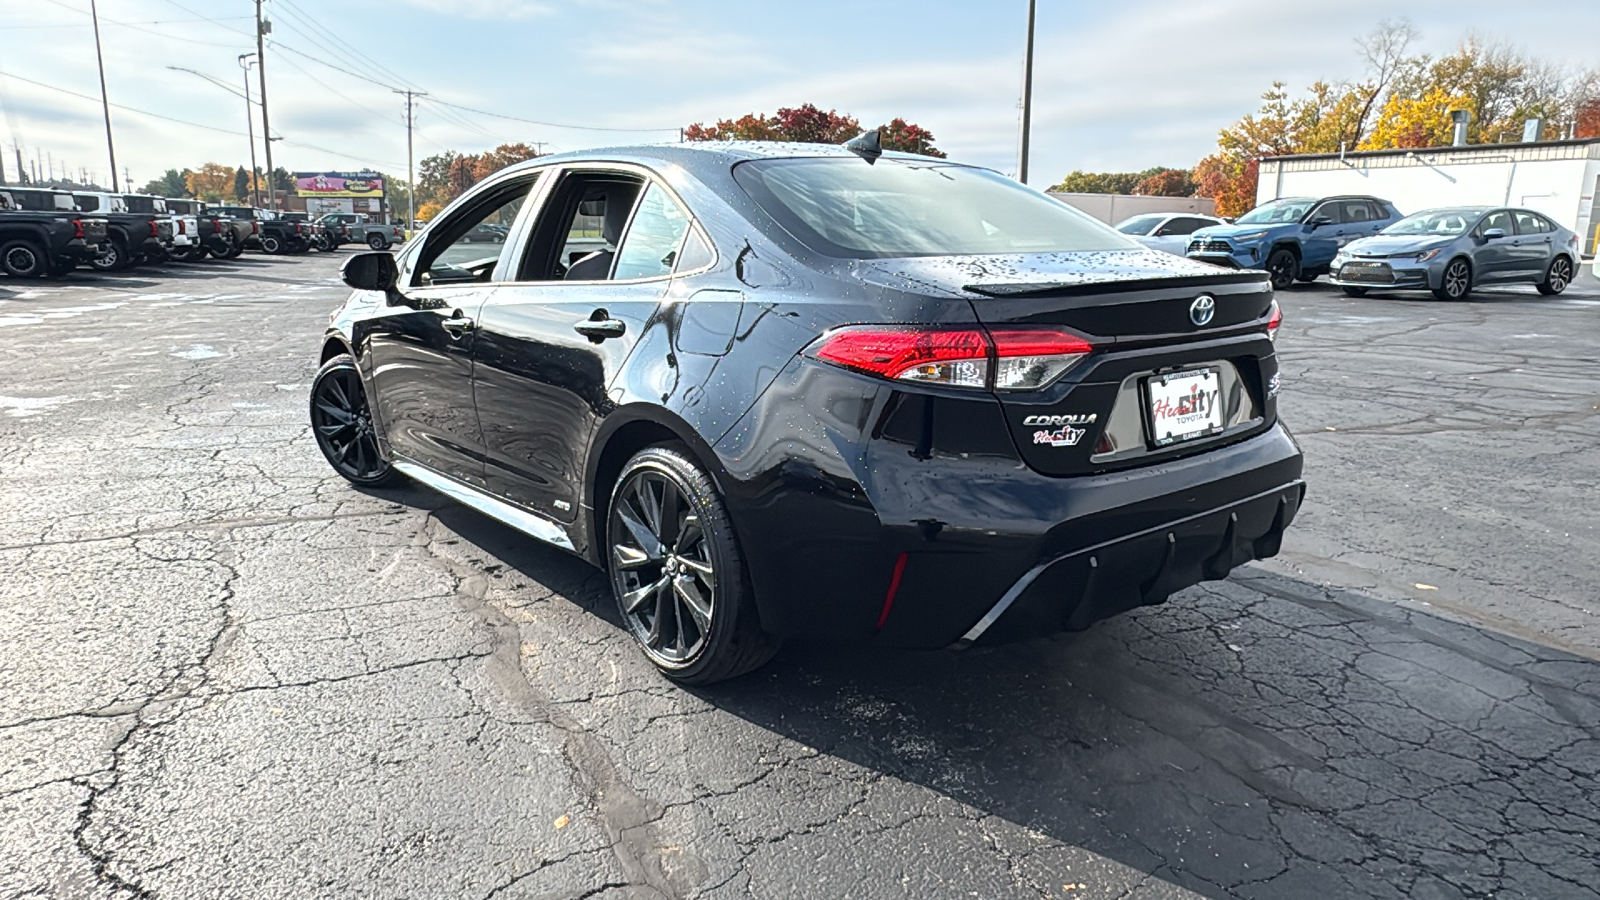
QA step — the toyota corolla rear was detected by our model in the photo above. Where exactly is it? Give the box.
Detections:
[714,155,1305,649]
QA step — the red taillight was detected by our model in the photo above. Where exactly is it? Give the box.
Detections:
[213,220,222,234]
[252,222,260,234]
[295,223,303,234]
[149,220,159,237]
[1267,301,1282,342]
[812,326,1093,391]
[72,219,84,239]
[178,220,187,235]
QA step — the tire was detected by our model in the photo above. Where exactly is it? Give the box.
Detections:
[607,445,781,684]
[224,244,245,259]
[47,260,76,277]
[1536,256,1573,295]
[177,244,206,262]
[309,354,404,488]
[261,235,282,254]
[1265,248,1299,290]
[0,240,48,278]
[1433,257,1472,301]
[367,233,388,250]
[1341,286,1368,297]
[89,238,128,272]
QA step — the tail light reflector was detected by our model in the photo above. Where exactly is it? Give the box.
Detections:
[1267,301,1282,342]
[812,327,1093,391]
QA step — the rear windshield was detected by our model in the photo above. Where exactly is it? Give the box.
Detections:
[733,158,1135,259]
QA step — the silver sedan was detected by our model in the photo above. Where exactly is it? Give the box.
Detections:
[1330,207,1582,300]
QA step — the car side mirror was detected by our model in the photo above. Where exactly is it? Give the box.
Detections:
[1481,228,1506,241]
[341,251,398,292]
[1309,216,1333,228]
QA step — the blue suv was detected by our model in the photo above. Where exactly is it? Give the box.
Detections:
[1186,196,1403,289]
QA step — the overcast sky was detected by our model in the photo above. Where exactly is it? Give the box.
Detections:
[2,0,1597,190]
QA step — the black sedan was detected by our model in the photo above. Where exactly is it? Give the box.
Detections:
[312,139,1304,683]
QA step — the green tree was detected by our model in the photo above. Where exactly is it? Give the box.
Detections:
[141,168,192,198]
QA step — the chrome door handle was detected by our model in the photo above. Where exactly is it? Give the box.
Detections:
[441,312,475,338]
[574,310,626,343]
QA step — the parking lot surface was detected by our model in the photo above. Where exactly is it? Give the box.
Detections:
[2,255,1598,899]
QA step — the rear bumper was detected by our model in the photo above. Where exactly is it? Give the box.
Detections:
[60,238,106,263]
[956,479,1304,646]
[716,353,1306,649]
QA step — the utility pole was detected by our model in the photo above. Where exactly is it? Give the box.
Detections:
[1017,0,1036,184]
[240,54,263,207]
[89,0,120,191]
[254,0,276,210]
[15,148,26,186]
[394,89,426,230]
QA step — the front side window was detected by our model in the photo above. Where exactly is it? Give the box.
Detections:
[414,175,538,286]
[1308,202,1345,225]
[735,158,1133,259]
[613,183,693,280]
[1478,211,1514,236]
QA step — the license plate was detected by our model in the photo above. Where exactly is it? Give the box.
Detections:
[1145,368,1225,447]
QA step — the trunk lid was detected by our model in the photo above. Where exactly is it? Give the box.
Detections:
[80,217,109,244]
[855,249,1273,339]
[855,250,1279,477]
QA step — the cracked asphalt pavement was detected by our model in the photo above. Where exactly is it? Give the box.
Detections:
[2,255,1597,899]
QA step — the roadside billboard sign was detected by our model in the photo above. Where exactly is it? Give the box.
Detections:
[294,171,384,198]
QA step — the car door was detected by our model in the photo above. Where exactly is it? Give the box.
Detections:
[360,172,541,489]
[1302,201,1346,267]
[1511,210,1555,279]
[1471,210,1517,283]
[1150,217,1206,255]
[471,167,700,524]
[1345,200,1384,240]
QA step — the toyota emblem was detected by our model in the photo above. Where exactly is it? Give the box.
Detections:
[1189,294,1216,327]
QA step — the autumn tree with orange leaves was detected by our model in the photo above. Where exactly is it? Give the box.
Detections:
[684,104,946,157]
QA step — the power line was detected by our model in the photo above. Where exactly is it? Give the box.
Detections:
[0,71,403,170]
[275,0,420,92]
[39,0,249,48]
[427,98,678,133]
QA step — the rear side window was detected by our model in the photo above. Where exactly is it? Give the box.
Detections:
[613,183,693,281]
[1163,217,1212,236]
[734,158,1134,259]
[1513,211,1552,235]
[1341,201,1374,223]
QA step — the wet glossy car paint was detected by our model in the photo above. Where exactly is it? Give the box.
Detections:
[322,143,1304,649]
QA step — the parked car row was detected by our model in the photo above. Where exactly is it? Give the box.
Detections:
[1115,195,1581,301]
[0,186,406,278]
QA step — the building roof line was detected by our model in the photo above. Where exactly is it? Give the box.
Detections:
[1261,136,1600,163]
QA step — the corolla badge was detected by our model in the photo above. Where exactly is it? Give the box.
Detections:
[1190,294,1216,327]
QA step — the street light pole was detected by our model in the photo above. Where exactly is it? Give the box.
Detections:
[239,54,262,207]
[88,0,119,192]
[1017,0,1036,185]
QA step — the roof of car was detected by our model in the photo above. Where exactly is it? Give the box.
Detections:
[515,141,968,172]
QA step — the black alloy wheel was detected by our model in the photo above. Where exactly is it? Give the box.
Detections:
[1341,286,1368,297]
[1433,258,1472,301]
[89,238,126,272]
[367,233,388,250]
[310,354,402,487]
[1537,256,1572,296]
[1265,248,1299,291]
[608,446,780,684]
[1,240,47,278]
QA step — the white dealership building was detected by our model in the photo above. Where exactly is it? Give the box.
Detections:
[1258,137,1600,256]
